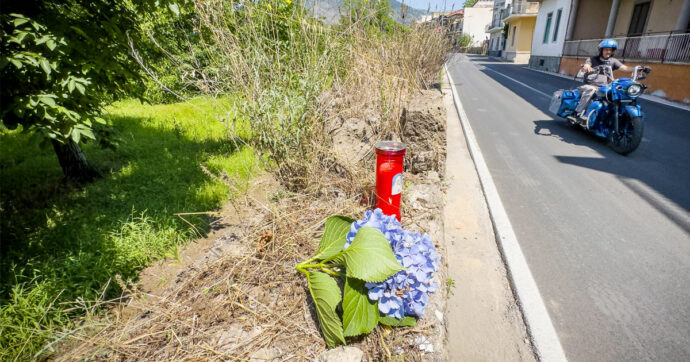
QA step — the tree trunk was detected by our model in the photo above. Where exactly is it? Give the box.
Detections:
[51,139,100,184]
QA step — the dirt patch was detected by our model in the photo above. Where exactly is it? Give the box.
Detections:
[402,90,447,176]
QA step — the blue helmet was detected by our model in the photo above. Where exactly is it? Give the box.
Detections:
[598,38,618,50]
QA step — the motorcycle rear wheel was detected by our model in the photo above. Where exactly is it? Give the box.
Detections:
[607,115,644,155]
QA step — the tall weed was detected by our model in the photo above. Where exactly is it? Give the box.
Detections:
[139,0,451,189]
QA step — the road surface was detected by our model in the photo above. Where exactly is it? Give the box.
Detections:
[446,54,690,361]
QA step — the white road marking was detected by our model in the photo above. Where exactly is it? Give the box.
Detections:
[481,67,552,98]
[445,59,568,362]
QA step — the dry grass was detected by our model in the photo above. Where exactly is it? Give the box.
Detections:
[60,175,442,360]
[58,1,451,360]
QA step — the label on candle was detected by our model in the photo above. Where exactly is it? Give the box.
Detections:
[391,173,403,195]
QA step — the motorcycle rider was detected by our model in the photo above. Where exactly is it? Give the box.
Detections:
[575,39,634,119]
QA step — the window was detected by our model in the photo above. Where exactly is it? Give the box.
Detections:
[511,25,517,46]
[543,12,553,44]
[628,1,651,36]
[553,9,562,42]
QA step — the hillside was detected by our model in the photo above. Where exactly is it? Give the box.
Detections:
[305,0,426,24]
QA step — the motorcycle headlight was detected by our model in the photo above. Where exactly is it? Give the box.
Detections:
[627,83,643,97]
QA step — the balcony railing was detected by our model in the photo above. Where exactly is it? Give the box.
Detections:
[489,18,503,30]
[563,32,690,64]
[502,1,539,19]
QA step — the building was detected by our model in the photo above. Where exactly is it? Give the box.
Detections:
[502,1,540,62]
[448,9,465,34]
[463,0,495,46]
[528,0,572,72]
[488,1,512,58]
[560,0,690,102]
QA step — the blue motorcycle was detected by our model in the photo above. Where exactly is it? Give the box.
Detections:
[549,64,651,155]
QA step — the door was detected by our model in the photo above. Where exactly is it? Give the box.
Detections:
[627,1,651,36]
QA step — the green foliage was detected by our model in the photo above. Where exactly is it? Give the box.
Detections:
[0,1,181,165]
[334,227,404,282]
[342,277,379,337]
[315,215,357,260]
[307,271,346,348]
[378,315,417,327]
[0,13,99,147]
[296,222,409,348]
[0,97,260,360]
[464,0,479,8]
[445,277,456,296]
[457,33,473,48]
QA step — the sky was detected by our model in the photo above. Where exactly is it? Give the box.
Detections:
[402,0,469,12]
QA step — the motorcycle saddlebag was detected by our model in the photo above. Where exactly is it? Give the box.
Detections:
[550,90,578,117]
[549,90,564,115]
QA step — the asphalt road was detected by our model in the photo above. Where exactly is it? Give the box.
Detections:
[447,54,690,361]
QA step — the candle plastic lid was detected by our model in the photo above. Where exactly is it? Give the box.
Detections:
[374,141,406,156]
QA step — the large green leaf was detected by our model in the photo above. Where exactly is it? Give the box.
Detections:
[342,277,379,337]
[315,215,355,260]
[378,315,417,327]
[335,227,403,282]
[307,271,345,348]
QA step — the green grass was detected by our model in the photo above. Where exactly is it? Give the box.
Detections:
[0,97,260,360]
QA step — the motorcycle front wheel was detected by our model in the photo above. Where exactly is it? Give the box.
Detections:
[607,115,644,155]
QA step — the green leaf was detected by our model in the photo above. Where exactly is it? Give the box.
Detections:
[342,277,378,337]
[40,58,51,76]
[13,17,29,27]
[75,82,85,95]
[71,129,81,144]
[9,58,22,69]
[168,3,180,15]
[68,79,75,93]
[335,227,403,283]
[69,26,88,39]
[315,215,355,260]
[307,271,345,348]
[35,35,50,45]
[378,315,417,327]
[46,39,56,51]
[38,95,56,107]
[80,128,95,140]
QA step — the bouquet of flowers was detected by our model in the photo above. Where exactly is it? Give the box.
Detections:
[296,209,440,348]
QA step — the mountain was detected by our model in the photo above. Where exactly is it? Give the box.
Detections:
[304,0,427,25]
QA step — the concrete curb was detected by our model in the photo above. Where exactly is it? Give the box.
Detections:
[444,57,568,362]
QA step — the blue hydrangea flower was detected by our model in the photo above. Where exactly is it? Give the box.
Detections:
[344,208,403,250]
[347,209,440,319]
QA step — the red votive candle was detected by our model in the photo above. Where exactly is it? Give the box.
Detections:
[374,141,406,221]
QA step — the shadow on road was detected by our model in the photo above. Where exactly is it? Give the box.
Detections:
[461,55,690,221]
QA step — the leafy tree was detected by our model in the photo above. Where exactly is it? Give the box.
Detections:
[464,0,479,8]
[0,1,180,183]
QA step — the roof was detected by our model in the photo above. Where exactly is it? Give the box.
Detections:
[449,9,464,17]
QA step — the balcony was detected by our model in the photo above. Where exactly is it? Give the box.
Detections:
[502,1,539,22]
[563,33,690,64]
[488,17,504,32]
